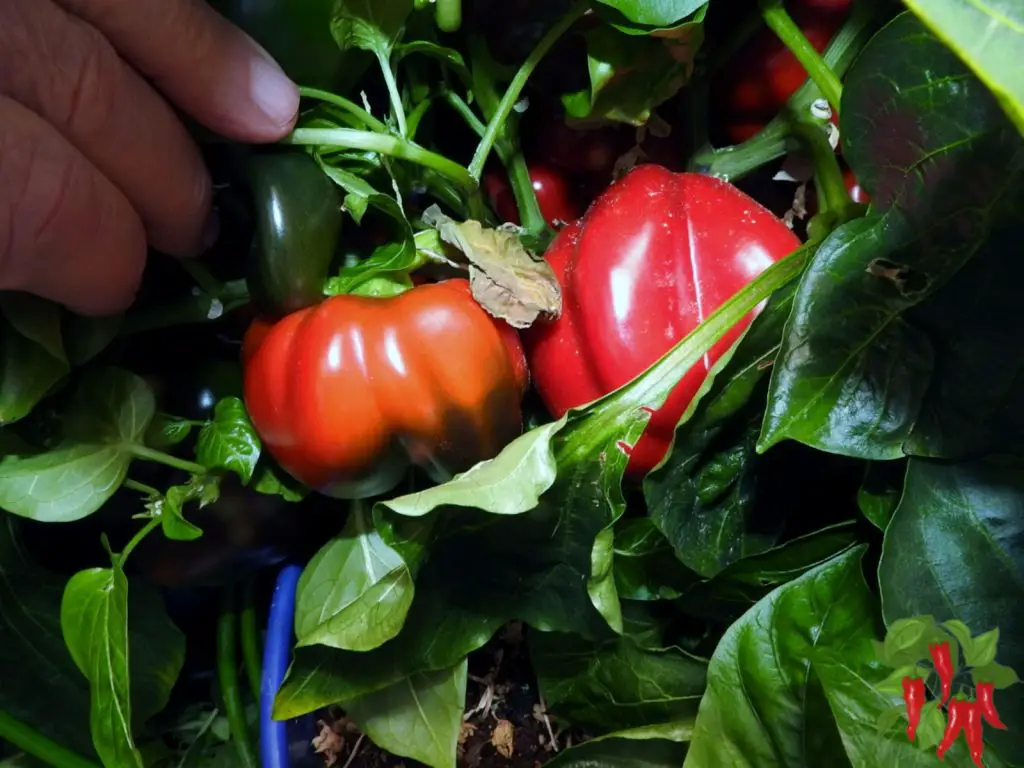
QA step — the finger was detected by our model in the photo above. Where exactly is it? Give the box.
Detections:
[1,0,213,257]
[0,95,146,316]
[57,0,299,142]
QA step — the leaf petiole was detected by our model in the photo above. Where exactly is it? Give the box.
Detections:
[298,86,387,131]
[468,0,588,179]
[119,516,161,566]
[128,443,207,476]
[378,53,409,137]
[759,0,843,114]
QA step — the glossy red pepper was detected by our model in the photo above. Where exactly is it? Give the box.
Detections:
[976,682,1007,729]
[485,165,582,227]
[963,700,986,768]
[243,279,528,499]
[844,167,869,204]
[714,1,852,144]
[903,675,926,742]
[523,165,801,480]
[937,697,969,760]
[931,641,955,705]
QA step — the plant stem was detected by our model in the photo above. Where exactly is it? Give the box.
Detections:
[0,711,100,768]
[178,258,223,297]
[406,97,434,141]
[298,87,386,131]
[123,478,160,497]
[284,128,476,193]
[119,279,250,337]
[760,0,843,113]
[791,119,849,212]
[468,1,588,179]
[378,53,408,138]
[119,516,162,566]
[128,444,207,476]
[240,580,263,705]
[218,588,258,768]
[505,150,547,237]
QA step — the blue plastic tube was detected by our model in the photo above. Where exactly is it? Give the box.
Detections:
[260,564,302,768]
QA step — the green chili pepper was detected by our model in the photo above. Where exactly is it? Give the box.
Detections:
[246,151,343,319]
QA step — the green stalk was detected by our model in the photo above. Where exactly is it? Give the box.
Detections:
[0,711,100,768]
[128,444,207,476]
[759,0,843,113]
[298,87,387,132]
[122,478,160,497]
[377,53,409,138]
[119,517,162,566]
[118,278,250,337]
[240,580,263,704]
[468,1,588,179]
[178,259,223,297]
[504,150,548,236]
[791,120,849,212]
[217,588,258,768]
[283,128,476,193]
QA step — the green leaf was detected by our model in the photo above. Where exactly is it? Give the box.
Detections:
[879,455,1024,763]
[901,0,1024,136]
[562,18,704,126]
[531,630,706,733]
[330,0,413,58]
[591,0,707,28]
[394,40,470,87]
[274,564,502,718]
[941,620,976,662]
[875,665,921,697]
[971,662,1019,691]
[145,415,193,450]
[760,13,1023,459]
[153,476,221,542]
[677,522,861,624]
[344,659,466,768]
[683,547,958,767]
[0,368,155,521]
[883,617,936,662]
[62,313,122,367]
[324,241,421,297]
[645,281,797,578]
[916,700,947,751]
[0,517,93,755]
[966,628,1000,669]
[294,505,413,651]
[251,460,307,502]
[60,566,142,768]
[857,462,905,530]
[612,518,696,601]
[0,293,67,363]
[542,725,689,768]
[0,313,69,425]
[315,158,411,229]
[195,397,260,485]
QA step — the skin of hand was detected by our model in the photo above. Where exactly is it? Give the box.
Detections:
[0,0,301,316]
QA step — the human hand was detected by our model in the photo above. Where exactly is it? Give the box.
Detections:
[0,0,300,315]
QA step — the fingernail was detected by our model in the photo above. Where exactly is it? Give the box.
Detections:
[249,45,300,132]
[201,207,220,252]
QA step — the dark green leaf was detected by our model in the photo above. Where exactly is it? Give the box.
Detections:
[195,397,261,484]
[677,522,861,624]
[760,13,1023,459]
[145,416,193,450]
[683,547,969,767]
[612,518,696,601]
[0,293,67,363]
[542,726,689,768]
[562,19,703,126]
[591,0,706,28]
[0,368,155,521]
[645,282,797,578]
[0,517,93,756]
[62,313,122,367]
[294,505,413,651]
[901,0,1024,135]
[127,579,187,727]
[857,461,904,530]
[274,565,502,718]
[251,460,307,502]
[879,455,1024,762]
[60,566,142,768]
[344,659,466,768]
[531,630,706,733]
[0,315,69,425]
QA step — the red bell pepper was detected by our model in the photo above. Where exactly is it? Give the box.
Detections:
[243,279,528,498]
[523,164,800,480]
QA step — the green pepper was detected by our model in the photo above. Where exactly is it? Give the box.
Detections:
[246,152,344,319]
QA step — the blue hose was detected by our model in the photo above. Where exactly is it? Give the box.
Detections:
[260,564,302,768]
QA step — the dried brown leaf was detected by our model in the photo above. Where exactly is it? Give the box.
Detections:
[491,719,515,759]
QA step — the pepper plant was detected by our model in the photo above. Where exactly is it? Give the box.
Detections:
[0,1,1021,767]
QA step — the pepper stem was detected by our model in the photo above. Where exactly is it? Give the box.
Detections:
[759,0,843,114]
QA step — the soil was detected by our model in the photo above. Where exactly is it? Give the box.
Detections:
[309,623,588,768]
